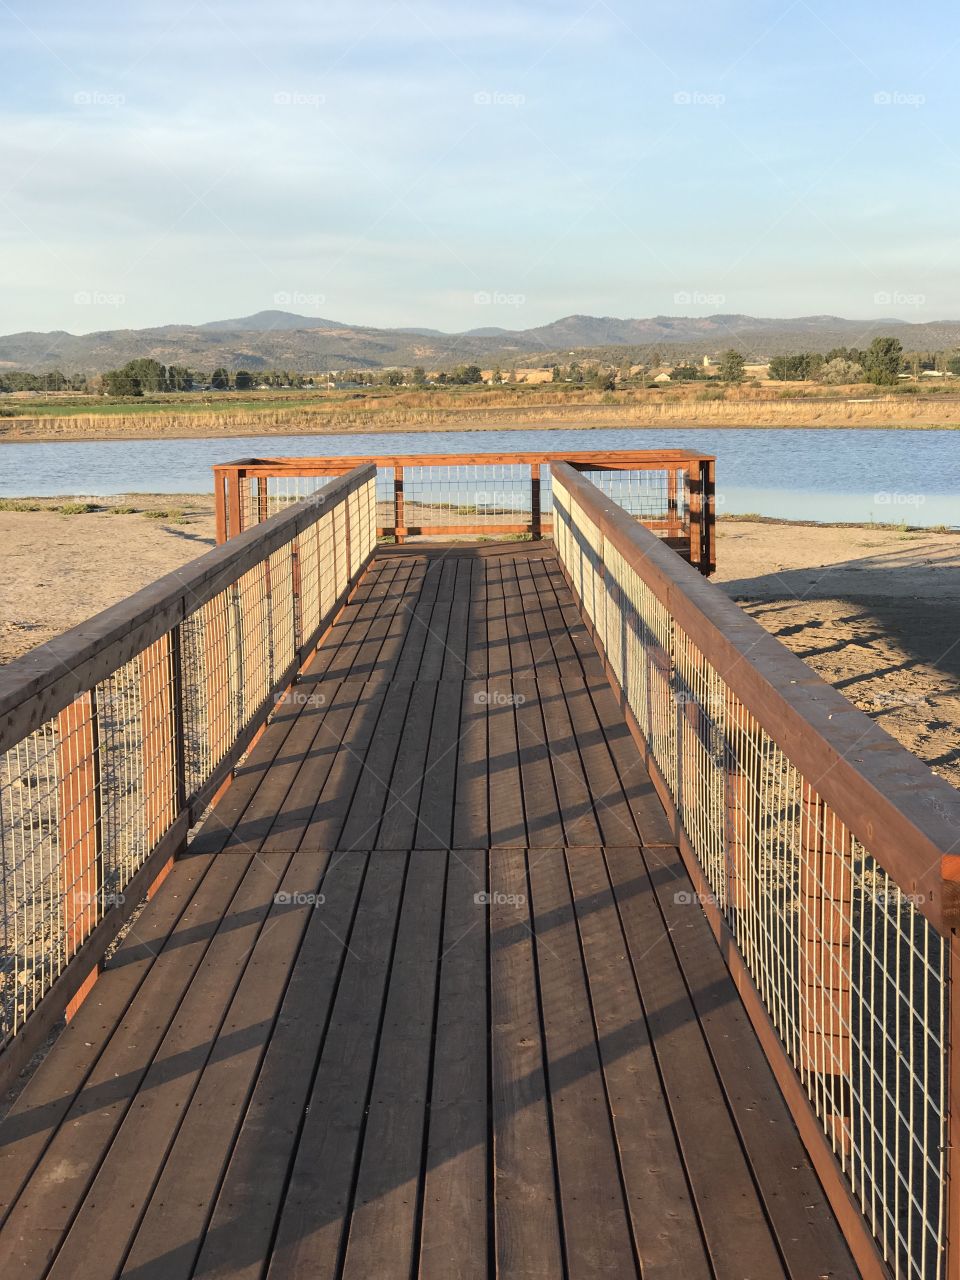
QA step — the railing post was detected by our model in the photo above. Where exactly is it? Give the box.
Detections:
[702,458,716,574]
[797,788,852,1155]
[667,467,679,540]
[214,468,228,544]
[531,463,541,540]
[56,691,102,1017]
[686,461,702,572]
[257,477,269,525]
[228,467,244,540]
[139,634,178,855]
[393,466,405,544]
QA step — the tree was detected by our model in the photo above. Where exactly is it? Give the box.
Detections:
[594,367,616,391]
[819,357,864,385]
[211,368,231,390]
[167,365,193,391]
[718,349,745,383]
[411,366,427,387]
[947,355,960,377]
[670,364,701,381]
[104,367,143,396]
[385,369,404,386]
[121,358,167,392]
[551,365,562,382]
[234,370,254,390]
[863,336,903,386]
[450,364,483,385]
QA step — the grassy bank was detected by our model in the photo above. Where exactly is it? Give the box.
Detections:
[2,387,960,442]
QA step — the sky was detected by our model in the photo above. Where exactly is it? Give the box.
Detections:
[1,0,959,334]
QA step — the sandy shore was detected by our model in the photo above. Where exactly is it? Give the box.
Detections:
[2,502,957,789]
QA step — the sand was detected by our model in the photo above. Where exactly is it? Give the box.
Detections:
[1,501,957,790]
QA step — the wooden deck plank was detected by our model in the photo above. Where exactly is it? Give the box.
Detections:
[453,681,489,848]
[485,683,527,848]
[338,683,415,850]
[515,556,561,678]
[416,555,459,681]
[560,678,643,846]
[489,848,565,1278]
[527,850,638,1276]
[306,553,403,680]
[645,845,858,1279]
[513,677,566,847]
[484,557,511,680]
[265,851,407,1279]
[294,682,391,849]
[183,852,368,1280]
[584,673,677,845]
[375,681,439,850]
[604,845,789,1279]
[465,556,489,680]
[418,850,489,1280]
[565,849,713,1279]
[536,678,604,847]
[343,555,426,682]
[45,851,309,1280]
[256,679,367,852]
[501,554,535,676]
[0,849,218,1225]
[440,556,476,681]
[339,849,447,1279]
[0,851,258,1277]
[413,679,463,850]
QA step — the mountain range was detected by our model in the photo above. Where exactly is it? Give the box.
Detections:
[3,310,960,374]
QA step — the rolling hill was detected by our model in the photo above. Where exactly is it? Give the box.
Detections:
[2,311,960,374]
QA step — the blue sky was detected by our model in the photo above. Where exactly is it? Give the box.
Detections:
[1,0,958,333]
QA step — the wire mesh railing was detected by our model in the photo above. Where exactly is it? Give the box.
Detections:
[212,450,716,574]
[0,465,377,1073]
[550,461,960,1280]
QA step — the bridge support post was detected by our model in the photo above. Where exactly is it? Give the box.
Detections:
[56,692,102,1019]
[797,787,852,1155]
[393,466,405,544]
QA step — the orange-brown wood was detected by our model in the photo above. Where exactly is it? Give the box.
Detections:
[139,636,177,852]
[56,692,100,964]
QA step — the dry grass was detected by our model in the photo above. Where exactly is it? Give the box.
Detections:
[1,387,959,441]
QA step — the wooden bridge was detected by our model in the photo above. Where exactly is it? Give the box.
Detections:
[0,454,958,1279]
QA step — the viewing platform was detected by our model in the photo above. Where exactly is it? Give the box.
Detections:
[0,453,958,1279]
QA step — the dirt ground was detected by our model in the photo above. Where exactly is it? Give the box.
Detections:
[1,500,957,790]
[714,520,960,789]
[0,495,217,661]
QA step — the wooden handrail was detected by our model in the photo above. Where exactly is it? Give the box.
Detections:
[552,460,960,932]
[0,466,375,756]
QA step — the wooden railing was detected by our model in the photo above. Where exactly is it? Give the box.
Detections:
[212,450,717,574]
[0,466,377,1090]
[551,461,960,1280]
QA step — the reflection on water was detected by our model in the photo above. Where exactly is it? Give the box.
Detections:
[0,426,956,527]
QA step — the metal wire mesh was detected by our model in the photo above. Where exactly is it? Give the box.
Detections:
[552,473,949,1280]
[232,462,691,540]
[0,472,377,1047]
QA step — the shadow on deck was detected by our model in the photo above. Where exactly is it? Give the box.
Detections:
[0,543,855,1280]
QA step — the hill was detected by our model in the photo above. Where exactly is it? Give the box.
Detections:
[3,310,960,374]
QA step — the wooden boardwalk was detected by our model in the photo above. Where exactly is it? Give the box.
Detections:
[0,544,855,1279]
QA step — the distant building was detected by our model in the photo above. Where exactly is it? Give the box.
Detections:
[653,372,672,383]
